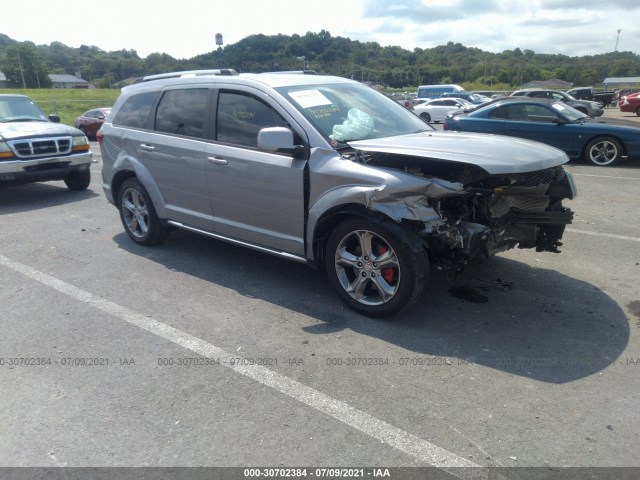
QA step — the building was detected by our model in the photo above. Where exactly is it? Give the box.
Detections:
[48,74,90,89]
[0,72,91,88]
[602,77,640,89]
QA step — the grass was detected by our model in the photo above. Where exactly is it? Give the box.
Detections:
[0,88,120,127]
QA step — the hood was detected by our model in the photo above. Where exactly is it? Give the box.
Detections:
[0,121,83,140]
[582,117,640,129]
[348,131,569,175]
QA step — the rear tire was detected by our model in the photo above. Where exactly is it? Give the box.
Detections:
[584,136,622,167]
[419,112,431,123]
[118,178,169,245]
[325,217,429,318]
[64,169,91,191]
[636,106,640,117]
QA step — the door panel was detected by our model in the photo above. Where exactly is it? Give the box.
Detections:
[205,90,306,255]
[205,143,306,255]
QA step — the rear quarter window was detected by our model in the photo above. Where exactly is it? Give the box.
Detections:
[155,88,209,138]
[112,91,158,129]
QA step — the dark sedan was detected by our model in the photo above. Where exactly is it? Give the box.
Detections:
[444,98,640,166]
[75,107,111,138]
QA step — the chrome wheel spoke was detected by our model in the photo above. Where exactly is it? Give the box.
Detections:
[336,246,361,269]
[356,230,375,259]
[348,274,370,300]
[371,275,396,302]
[374,250,398,269]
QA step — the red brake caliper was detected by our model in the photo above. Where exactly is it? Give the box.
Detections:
[377,246,395,283]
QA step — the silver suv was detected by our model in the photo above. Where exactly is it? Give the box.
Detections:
[100,70,576,317]
[511,89,604,117]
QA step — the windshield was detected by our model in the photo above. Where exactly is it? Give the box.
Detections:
[550,101,588,122]
[276,83,432,144]
[0,97,49,122]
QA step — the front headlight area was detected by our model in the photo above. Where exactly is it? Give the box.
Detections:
[0,141,17,160]
[71,135,90,153]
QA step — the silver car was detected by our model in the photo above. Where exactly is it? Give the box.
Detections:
[100,70,577,317]
[511,88,604,117]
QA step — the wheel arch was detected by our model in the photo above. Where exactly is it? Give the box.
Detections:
[311,204,426,268]
[109,158,167,219]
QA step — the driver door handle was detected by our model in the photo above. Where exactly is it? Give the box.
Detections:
[208,156,228,166]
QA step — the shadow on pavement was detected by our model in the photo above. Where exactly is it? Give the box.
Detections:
[114,229,630,385]
[0,182,99,214]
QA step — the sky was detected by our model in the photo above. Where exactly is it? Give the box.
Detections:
[3,0,640,59]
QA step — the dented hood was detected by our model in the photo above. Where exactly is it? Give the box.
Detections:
[348,131,569,175]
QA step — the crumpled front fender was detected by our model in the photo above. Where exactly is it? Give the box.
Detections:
[306,177,465,261]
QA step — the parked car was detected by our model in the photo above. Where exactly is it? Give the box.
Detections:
[0,94,92,189]
[613,88,640,105]
[100,70,576,317]
[444,98,640,166]
[511,89,604,117]
[619,92,640,116]
[566,87,616,107]
[413,98,473,123]
[441,92,491,104]
[446,96,526,116]
[75,107,111,138]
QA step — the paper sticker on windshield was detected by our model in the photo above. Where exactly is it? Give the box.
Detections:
[289,90,332,109]
[552,103,568,112]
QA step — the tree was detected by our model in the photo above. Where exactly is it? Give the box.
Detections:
[4,43,51,88]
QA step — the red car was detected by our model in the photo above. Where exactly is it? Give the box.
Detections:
[619,92,640,116]
[75,107,111,138]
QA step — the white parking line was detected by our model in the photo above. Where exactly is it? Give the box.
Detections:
[0,254,486,478]
[570,173,640,180]
[566,228,640,242]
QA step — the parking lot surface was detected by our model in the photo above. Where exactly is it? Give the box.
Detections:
[1,108,639,478]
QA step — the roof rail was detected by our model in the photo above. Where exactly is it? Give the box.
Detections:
[134,69,239,83]
[266,70,319,75]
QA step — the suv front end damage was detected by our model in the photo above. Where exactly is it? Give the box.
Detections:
[344,134,576,270]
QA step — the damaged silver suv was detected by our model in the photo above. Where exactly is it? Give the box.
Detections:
[100,70,576,317]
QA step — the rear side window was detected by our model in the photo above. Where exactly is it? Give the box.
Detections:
[155,89,209,138]
[216,91,288,148]
[112,91,158,128]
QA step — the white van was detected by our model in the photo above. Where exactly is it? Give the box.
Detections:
[416,84,465,99]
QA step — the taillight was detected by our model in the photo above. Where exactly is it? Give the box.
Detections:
[97,128,104,145]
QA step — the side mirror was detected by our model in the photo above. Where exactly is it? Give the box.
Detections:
[552,117,566,125]
[48,114,61,123]
[257,127,305,157]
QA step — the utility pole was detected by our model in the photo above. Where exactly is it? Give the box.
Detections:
[614,29,622,52]
[16,50,27,89]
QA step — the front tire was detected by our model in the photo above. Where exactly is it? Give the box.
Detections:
[118,178,169,245]
[636,106,640,117]
[584,136,622,166]
[325,217,429,318]
[64,169,90,190]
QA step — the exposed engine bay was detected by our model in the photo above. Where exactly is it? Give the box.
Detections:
[349,150,576,269]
